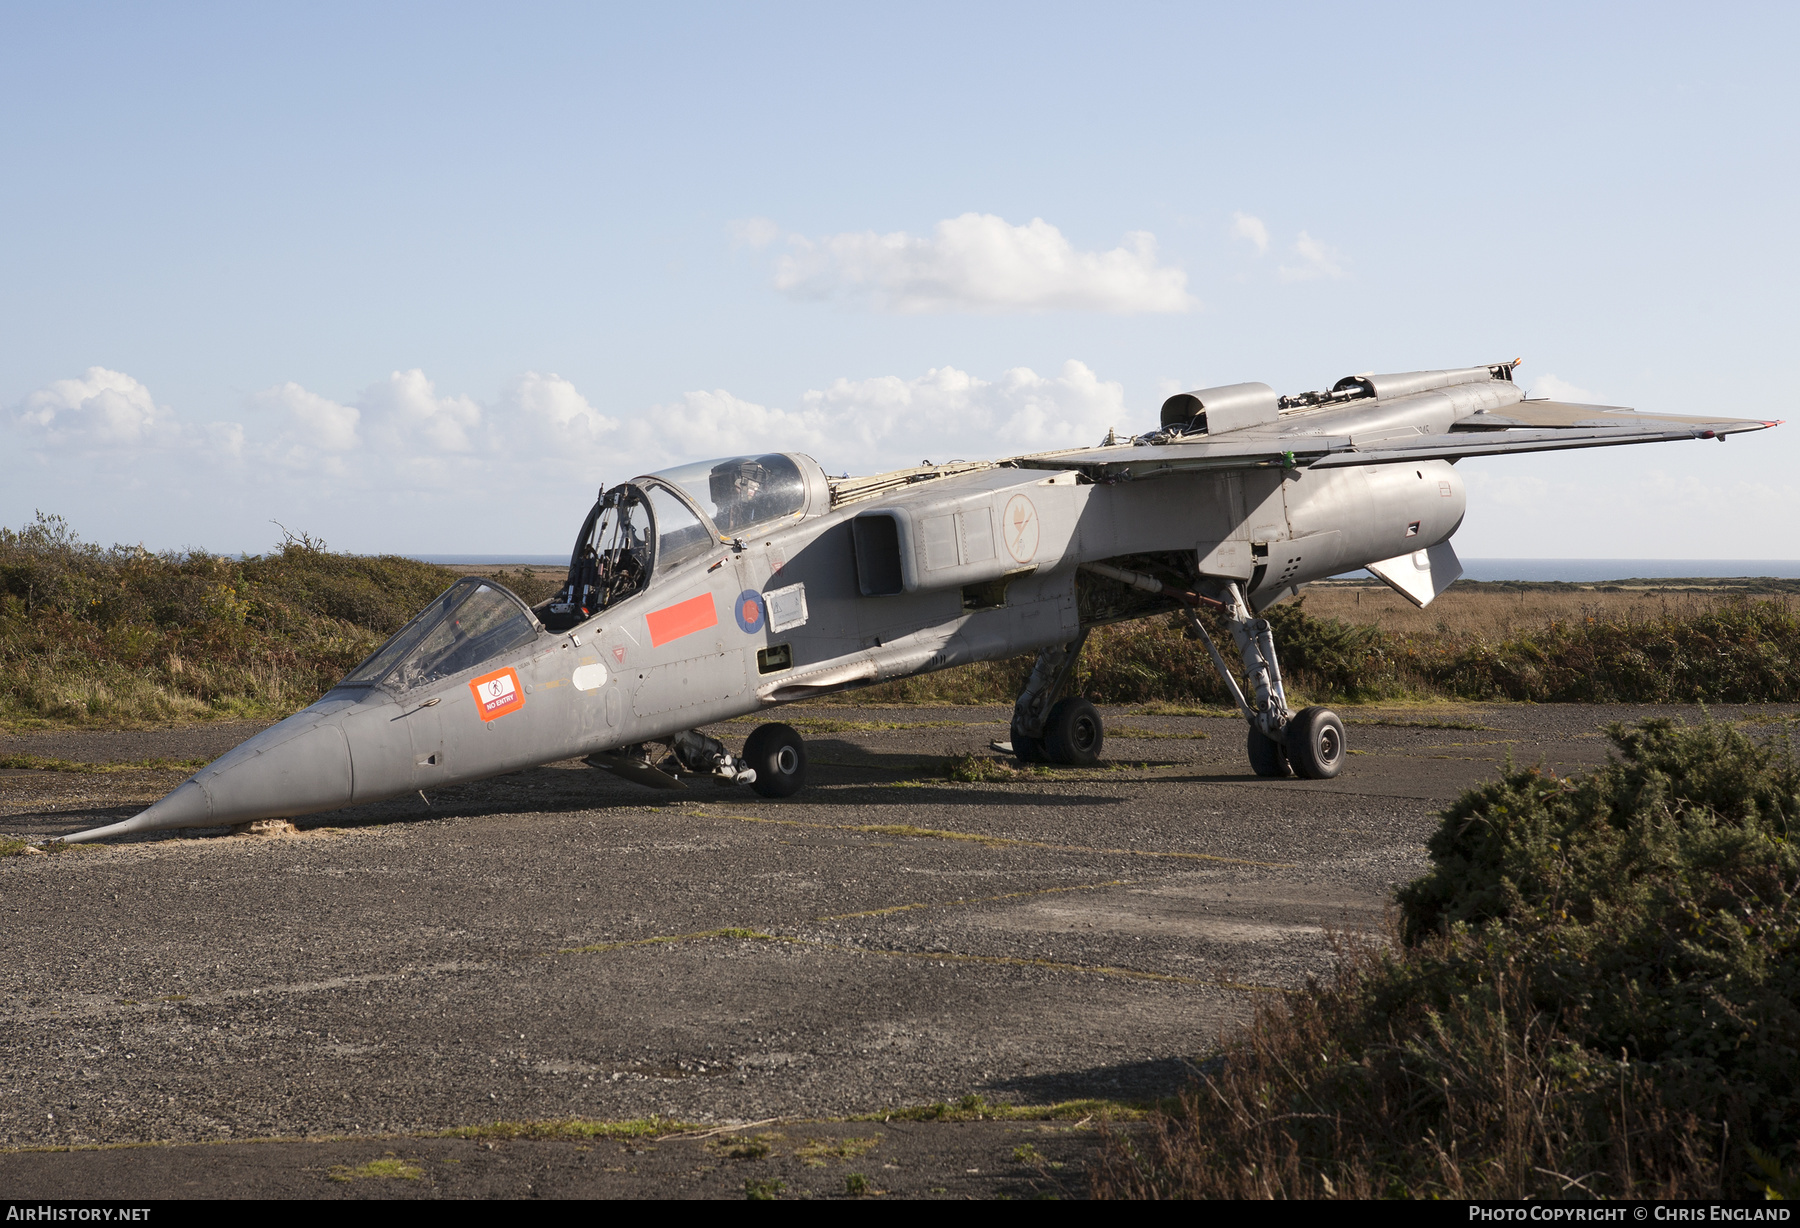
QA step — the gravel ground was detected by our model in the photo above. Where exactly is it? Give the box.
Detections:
[2,700,1790,1199]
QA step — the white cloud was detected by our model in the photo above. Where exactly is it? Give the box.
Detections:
[1277,230,1348,282]
[577,360,1129,478]
[254,381,361,451]
[1528,374,1600,402]
[765,213,1195,314]
[798,360,1128,462]
[13,367,179,448]
[6,361,1132,511]
[9,363,1796,558]
[728,216,781,250]
[1230,212,1269,255]
[360,369,483,453]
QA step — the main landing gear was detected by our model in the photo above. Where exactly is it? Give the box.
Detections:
[1006,630,1106,767]
[1005,579,1346,779]
[1182,582,1346,781]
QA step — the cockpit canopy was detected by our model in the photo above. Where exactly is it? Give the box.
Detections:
[541,453,821,629]
[654,453,809,534]
[342,577,540,691]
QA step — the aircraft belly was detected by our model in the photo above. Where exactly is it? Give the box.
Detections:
[1279,461,1465,574]
[1084,481,1242,557]
[951,589,1078,663]
[633,650,749,718]
[861,588,962,641]
[1250,530,1346,596]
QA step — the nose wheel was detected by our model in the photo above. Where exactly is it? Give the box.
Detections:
[743,722,808,798]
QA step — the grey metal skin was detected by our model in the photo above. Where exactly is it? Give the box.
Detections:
[62,359,1784,841]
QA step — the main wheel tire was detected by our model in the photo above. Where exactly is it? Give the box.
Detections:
[1246,726,1292,778]
[743,722,808,798]
[1009,714,1048,763]
[1286,706,1346,779]
[1044,697,1104,766]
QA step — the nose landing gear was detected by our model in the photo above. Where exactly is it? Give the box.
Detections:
[742,722,808,798]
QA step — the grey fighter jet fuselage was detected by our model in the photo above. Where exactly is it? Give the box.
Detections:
[64,360,1782,841]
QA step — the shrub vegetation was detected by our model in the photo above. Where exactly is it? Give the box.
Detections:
[4,513,1798,727]
[862,592,1800,708]
[1092,717,1800,1199]
[0,513,554,727]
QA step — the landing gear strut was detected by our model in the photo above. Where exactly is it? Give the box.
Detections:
[586,729,761,790]
[1007,630,1105,766]
[1183,582,1346,781]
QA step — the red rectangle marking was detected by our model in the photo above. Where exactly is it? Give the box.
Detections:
[645,593,718,647]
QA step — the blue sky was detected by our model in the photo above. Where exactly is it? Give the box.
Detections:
[4,2,1796,556]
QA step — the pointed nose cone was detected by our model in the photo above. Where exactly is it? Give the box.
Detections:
[61,704,355,842]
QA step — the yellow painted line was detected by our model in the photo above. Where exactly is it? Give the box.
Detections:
[816,879,1134,921]
[695,811,1292,868]
[552,925,1283,992]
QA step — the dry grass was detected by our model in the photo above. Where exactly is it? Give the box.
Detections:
[433,1116,691,1141]
[863,585,1800,708]
[1306,578,1800,638]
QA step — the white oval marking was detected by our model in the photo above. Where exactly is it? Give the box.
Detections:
[572,662,609,692]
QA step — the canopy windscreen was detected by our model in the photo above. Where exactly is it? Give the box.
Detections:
[341,578,537,689]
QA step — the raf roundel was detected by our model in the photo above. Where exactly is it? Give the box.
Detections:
[733,589,766,634]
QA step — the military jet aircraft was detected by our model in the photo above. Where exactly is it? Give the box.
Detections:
[63,359,1781,841]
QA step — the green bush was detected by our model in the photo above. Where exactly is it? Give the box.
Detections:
[1093,718,1800,1199]
[1397,718,1800,1144]
[0,514,552,728]
[865,593,1800,709]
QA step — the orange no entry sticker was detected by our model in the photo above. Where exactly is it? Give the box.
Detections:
[469,666,525,722]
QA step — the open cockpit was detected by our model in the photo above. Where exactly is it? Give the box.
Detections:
[538,453,825,631]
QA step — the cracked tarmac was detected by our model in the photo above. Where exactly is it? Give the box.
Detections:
[2,700,1791,1198]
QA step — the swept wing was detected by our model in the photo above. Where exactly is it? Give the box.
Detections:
[1011,400,1780,478]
